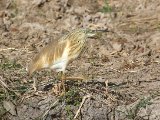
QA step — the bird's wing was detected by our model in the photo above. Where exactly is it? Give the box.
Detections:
[45,38,69,66]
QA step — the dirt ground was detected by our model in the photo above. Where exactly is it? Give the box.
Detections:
[1,0,160,120]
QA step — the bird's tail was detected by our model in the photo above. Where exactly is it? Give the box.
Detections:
[26,56,42,76]
[26,62,36,77]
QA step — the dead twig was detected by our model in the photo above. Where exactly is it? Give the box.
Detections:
[42,99,59,118]
[105,80,109,94]
[0,78,9,89]
[0,47,33,54]
[0,48,18,52]
[74,94,91,119]
[0,77,20,97]
[105,80,116,102]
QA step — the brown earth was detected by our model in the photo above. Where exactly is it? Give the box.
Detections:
[1,0,160,120]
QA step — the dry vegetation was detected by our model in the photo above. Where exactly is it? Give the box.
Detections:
[1,0,160,119]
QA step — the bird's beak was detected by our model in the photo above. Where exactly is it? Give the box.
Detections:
[87,28,110,38]
[91,28,110,33]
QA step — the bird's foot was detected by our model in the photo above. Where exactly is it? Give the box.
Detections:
[52,76,84,95]
[52,82,66,96]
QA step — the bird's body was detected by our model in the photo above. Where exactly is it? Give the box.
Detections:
[27,28,108,92]
[27,28,92,76]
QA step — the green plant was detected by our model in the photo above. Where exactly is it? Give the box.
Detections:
[58,88,82,120]
[0,59,22,70]
[100,0,112,13]
[125,97,152,119]
[65,105,74,120]
[59,88,82,106]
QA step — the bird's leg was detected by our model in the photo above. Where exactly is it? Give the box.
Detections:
[61,71,66,92]
[33,78,37,91]
[52,72,66,95]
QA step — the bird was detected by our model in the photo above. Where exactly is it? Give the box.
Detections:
[26,28,108,92]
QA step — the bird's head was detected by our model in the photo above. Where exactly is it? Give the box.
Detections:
[68,28,109,43]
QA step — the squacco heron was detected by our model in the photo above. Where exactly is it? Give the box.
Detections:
[27,28,106,91]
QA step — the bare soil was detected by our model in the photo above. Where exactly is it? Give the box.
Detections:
[1,0,160,120]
